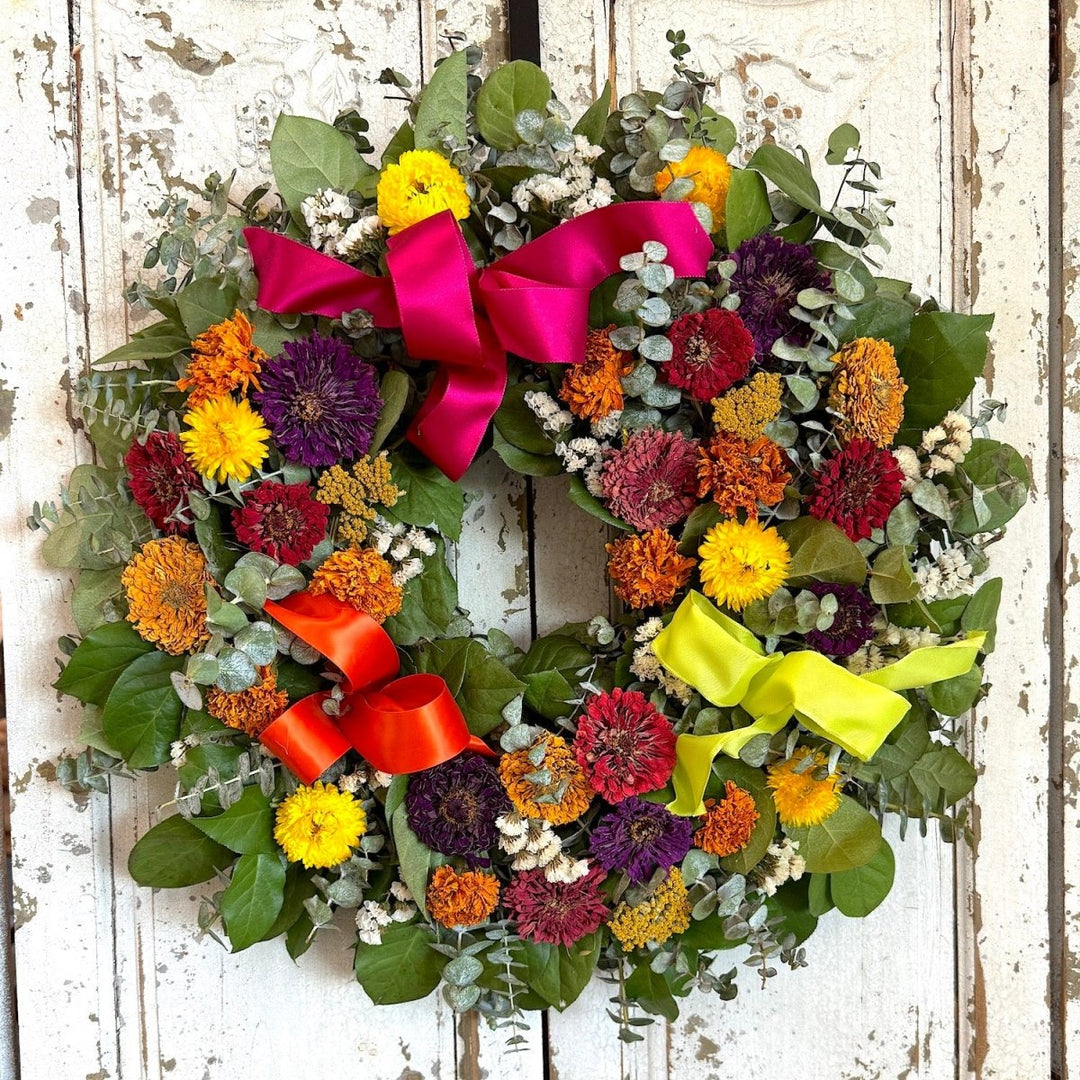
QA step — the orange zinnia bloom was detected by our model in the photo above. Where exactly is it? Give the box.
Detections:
[606,528,695,609]
[427,866,500,929]
[559,326,634,421]
[697,433,791,518]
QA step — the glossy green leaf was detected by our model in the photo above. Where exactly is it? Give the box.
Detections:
[566,475,632,530]
[779,517,867,587]
[829,837,895,917]
[354,923,446,1004]
[389,455,466,542]
[961,577,1002,652]
[476,60,552,150]
[518,634,593,720]
[190,784,278,854]
[382,538,458,646]
[221,852,287,952]
[128,814,234,888]
[390,800,444,920]
[573,82,611,145]
[747,144,826,215]
[869,547,921,604]
[175,278,241,339]
[520,932,601,1011]
[724,168,772,250]
[102,651,185,767]
[54,620,153,705]
[942,439,1030,533]
[414,49,468,151]
[784,795,882,874]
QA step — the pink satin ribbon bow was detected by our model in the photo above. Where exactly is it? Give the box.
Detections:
[244,203,712,480]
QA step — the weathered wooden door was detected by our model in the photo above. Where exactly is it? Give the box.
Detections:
[1,1,1057,1076]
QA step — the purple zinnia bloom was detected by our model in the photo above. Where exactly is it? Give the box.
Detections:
[588,797,693,883]
[255,333,382,466]
[405,755,510,861]
[804,582,877,658]
[729,234,831,361]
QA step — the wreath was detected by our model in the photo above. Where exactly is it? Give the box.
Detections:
[38,37,1030,1034]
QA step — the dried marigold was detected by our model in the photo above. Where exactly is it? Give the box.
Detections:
[605,528,695,610]
[315,452,405,544]
[697,433,791,518]
[498,733,594,826]
[695,781,760,857]
[426,866,500,929]
[177,310,267,407]
[309,546,403,622]
[608,867,692,951]
[827,337,907,447]
[766,747,842,828]
[205,665,289,738]
[711,371,784,441]
[121,536,212,654]
[559,326,635,421]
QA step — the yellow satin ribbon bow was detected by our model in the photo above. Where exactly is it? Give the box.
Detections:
[653,591,985,815]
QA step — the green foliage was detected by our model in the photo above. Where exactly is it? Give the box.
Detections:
[828,838,895,917]
[943,439,1030,533]
[518,932,602,1011]
[54,620,153,705]
[175,277,241,338]
[414,48,469,151]
[573,82,611,145]
[476,61,553,150]
[779,517,868,587]
[390,800,444,920]
[517,634,593,720]
[101,651,186,768]
[869,547,921,604]
[128,814,235,887]
[221,852,287,951]
[190,784,278,854]
[784,795,882,873]
[566,475,632,530]
[746,144,827,216]
[725,168,772,250]
[383,538,459,646]
[354,923,447,1004]
[389,455,466,542]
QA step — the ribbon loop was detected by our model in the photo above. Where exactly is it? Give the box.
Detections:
[244,201,711,480]
[258,592,493,783]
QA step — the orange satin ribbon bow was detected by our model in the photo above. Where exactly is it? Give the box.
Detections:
[259,591,494,784]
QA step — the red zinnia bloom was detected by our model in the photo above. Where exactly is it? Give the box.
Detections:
[598,429,699,532]
[808,438,904,541]
[502,865,609,947]
[574,688,677,803]
[124,431,201,535]
[663,308,754,401]
[231,481,330,565]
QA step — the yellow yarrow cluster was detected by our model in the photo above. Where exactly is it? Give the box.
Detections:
[315,453,404,543]
[121,536,212,654]
[711,371,784,441]
[608,868,692,951]
[273,781,367,869]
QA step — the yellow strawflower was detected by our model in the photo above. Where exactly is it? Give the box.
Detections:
[180,395,270,483]
[654,145,732,231]
[697,518,790,611]
[376,149,471,235]
[274,781,367,869]
[766,747,842,827]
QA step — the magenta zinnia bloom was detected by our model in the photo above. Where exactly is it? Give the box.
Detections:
[124,430,201,536]
[663,308,754,400]
[231,481,329,566]
[255,333,382,467]
[808,438,904,542]
[574,688,677,803]
[804,583,877,658]
[598,429,699,531]
[502,865,609,947]
[589,798,693,883]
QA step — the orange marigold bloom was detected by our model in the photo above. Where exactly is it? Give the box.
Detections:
[309,546,403,622]
[695,781,760,856]
[605,528,696,610]
[205,665,289,738]
[121,536,212,654]
[426,866,500,929]
[559,326,635,421]
[499,734,594,825]
[177,310,267,407]
[827,337,908,447]
[697,433,791,518]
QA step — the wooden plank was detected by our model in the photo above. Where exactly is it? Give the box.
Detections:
[954,0,1053,1076]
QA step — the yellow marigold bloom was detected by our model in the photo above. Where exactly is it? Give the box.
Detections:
[697,433,791,518]
[309,546,402,622]
[559,327,635,421]
[605,528,696,610]
[274,781,366,868]
[427,866,500,929]
[180,395,270,483]
[827,337,908,447]
[205,665,289,738]
[177,310,267,407]
[698,517,790,612]
[376,149,471,235]
[654,145,732,231]
[695,781,760,857]
[608,868,691,951]
[766,747,842,828]
[121,536,212,654]
[315,453,405,544]
[712,371,783,440]
[498,733,594,826]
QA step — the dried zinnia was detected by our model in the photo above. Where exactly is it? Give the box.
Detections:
[697,433,791,518]
[588,797,693,884]
[698,518,790,612]
[231,481,329,566]
[498,733,594,826]
[574,688,677,803]
[808,438,904,542]
[803,582,877,658]
[255,333,382,467]
[426,866,500,929]
[766,747,842,828]
[605,528,695,610]
[124,430,201,536]
[695,781,759,857]
[502,864,609,947]
[598,429,699,531]
[376,149,471,235]
[663,308,754,401]
[827,337,907,447]
[608,867,691,951]
[559,326,634,421]
[273,781,366,868]
[177,310,267,407]
[205,665,289,738]
[121,536,212,654]
[653,145,732,230]
[309,546,402,622]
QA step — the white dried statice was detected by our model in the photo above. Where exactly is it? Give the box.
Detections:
[338,765,393,793]
[511,136,615,220]
[334,212,385,261]
[845,643,886,675]
[524,389,574,436]
[915,543,976,601]
[300,187,356,251]
[892,445,923,494]
[880,624,942,654]
[751,838,805,897]
[630,618,693,704]
[922,411,972,476]
[555,435,608,475]
[368,518,437,587]
[355,881,417,945]
[590,410,622,439]
[495,810,589,882]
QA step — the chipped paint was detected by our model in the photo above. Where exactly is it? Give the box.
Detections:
[144,35,235,76]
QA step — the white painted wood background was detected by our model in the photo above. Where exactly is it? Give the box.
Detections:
[0,0,1060,1076]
